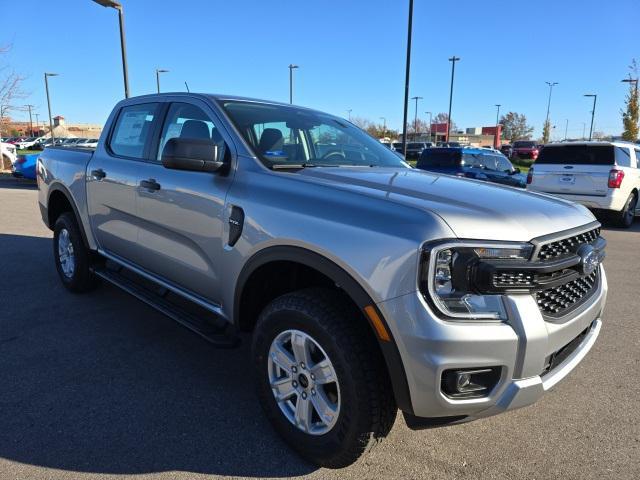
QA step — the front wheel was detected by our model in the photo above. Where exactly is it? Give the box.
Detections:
[251,288,396,468]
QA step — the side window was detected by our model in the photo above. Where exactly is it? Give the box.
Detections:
[253,121,307,163]
[615,147,632,167]
[495,156,511,172]
[109,103,158,158]
[157,103,224,161]
[634,149,640,168]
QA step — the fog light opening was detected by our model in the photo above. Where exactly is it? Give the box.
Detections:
[442,367,502,399]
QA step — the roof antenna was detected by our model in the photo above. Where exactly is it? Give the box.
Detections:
[184,81,190,92]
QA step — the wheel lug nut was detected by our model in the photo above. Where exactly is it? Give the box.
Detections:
[300,362,306,369]
[301,392,307,399]
[311,389,316,396]
[310,374,315,380]
[292,381,298,388]
[292,366,297,373]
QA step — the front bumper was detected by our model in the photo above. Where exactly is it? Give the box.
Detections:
[378,265,607,420]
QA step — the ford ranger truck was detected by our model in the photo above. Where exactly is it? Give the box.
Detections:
[37,93,607,468]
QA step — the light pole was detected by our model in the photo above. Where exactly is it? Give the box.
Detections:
[494,104,501,148]
[582,122,586,140]
[44,73,59,142]
[411,96,422,140]
[425,111,433,144]
[584,94,597,141]
[564,119,569,140]
[379,116,386,138]
[347,109,352,121]
[156,69,169,93]
[446,56,460,142]
[93,0,130,98]
[25,104,34,136]
[288,64,299,104]
[35,113,40,135]
[401,0,414,157]
[544,81,558,134]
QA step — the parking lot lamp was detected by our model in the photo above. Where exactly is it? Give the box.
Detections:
[44,73,59,142]
[401,0,414,158]
[494,104,501,148]
[411,96,422,140]
[156,69,169,93]
[425,111,433,143]
[544,81,558,131]
[34,113,40,135]
[379,117,386,138]
[621,77,639,93]
[288,64,299,104]
[584,94,597,141]
[347,109,352,121]
[446,56,460,142]
[564,119,569,140]
[93,0,130,98]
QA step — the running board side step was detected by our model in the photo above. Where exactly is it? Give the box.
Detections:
[93,266,240,348]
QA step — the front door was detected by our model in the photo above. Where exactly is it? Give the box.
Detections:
[135,100,234,303]
[87,102,160,261]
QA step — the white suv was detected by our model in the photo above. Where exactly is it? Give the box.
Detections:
[527,141,640,228]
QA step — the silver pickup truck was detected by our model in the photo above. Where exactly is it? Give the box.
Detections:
[37,93,607,468]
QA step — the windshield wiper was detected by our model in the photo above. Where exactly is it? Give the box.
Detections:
[271,163,317,170]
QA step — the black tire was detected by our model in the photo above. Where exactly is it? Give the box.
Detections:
[252,288,397,468]
[613,193,637,228]
[53,212,99,293]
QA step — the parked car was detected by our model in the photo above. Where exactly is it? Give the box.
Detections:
[500,144,513,158]
[76,138,99,148]
[11,153,38,179]
[527,141,640,227]
[402,142,431,160]
[416,147,526,188]
[1,141,17,168]
[512,140,539,160]
[38,93,607,467]
[14,137,39,149]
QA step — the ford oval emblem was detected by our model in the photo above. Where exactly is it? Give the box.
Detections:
[577,244,600,276]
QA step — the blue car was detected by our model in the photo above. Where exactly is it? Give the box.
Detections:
[11,153,39,180]
[416,147,526,188]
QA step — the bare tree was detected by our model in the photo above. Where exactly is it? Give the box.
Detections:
[0,44,27,139]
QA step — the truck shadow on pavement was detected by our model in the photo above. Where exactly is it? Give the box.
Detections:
[0,233,317,477]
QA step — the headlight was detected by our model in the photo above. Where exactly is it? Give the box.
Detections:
[420,241,532,321]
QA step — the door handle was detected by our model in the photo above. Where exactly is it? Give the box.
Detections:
[140,179,161,191]
[91,168,106,180]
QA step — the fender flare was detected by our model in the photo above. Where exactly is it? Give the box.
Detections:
[235,245,414,414]
[47,183,91,250]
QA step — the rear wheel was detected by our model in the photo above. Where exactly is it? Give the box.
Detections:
[613,193,637,228]
[251,288,396,468]
[53,212,99,292]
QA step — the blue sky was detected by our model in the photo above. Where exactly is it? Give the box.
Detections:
[2,0,637,138]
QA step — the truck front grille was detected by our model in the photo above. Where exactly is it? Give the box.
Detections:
[535,270,599,317]
[536,227,601,261]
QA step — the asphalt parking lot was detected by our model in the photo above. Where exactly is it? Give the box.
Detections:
[0,175,638,480]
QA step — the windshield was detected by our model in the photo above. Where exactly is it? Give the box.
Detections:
[513,141,536,148]
[220,101,409,169]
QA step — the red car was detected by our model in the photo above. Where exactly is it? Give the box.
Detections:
[512,140,539,160]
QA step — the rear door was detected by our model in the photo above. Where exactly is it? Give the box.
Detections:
[134,99,235,303]
[530,144,615,196]
[86,102,160,260]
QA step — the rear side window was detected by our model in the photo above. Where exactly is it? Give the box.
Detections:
[536,145,614,165]
[461,153,486,168]
[418,150,461,167]
[109,103,159,158]
[615,147,632,167]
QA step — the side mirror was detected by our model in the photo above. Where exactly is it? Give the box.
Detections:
[161,137,226,173]
[512,167,521,174]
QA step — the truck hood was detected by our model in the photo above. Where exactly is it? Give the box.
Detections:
[296,167,595,241]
